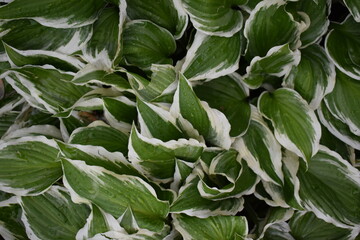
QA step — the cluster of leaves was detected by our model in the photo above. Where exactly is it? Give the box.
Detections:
[0,0,359,239]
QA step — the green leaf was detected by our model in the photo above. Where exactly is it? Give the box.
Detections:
[244,0,301,58]
[0,0,106,28]
[128,126,203,183]
[3,66,91,114]
[318,102,360,150]
[62,158,170,231]
[123,20,176,70]
[0,203,28,240]
[263,222,295,240]
[72,66,131,91]
[57,141,140,177]
[325,16,360,80]
[298,146,360,227]
[137,99,184,141]
[284,44,335,109]
[0,19,92,55]
[258,88,321,162]
[69,122,129,154]
[194,73,250,137]
[289,211,354,240]
[173,214,248,240]
[171,74,232,149]
[20,186,90,240]
[181,0,247,36]
[181,31,243,81]
[103,96,137,133]
[256,207,294,239]
[344,0,360,22]
[324,69,360,136]
[0,111,18,138]
[234,107,284,185]
[286,0,330,46]
[3,124,62,140]
[198,150,258,200]
[126,0,188,38]
[4,43,84,72]
[170,174,244,217]
[83,4,125,68]
[0,136,61,195]
[77,204,122,239]
[127,64,177,102]
[243,44,300,89]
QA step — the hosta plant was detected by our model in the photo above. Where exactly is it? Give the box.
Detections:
[0,0,360,239]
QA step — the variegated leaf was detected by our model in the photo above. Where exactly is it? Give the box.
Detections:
[324,69,360,136]
[0,0,106,28]
[194,73,250,137]
[0,136,61,196]
[325,16,360,80]
[180,31,243,81]
[173,214,248,240]
[170,73,232,149]
[298,146,360,228]
[344,0,360,22]
[258,88,321,162]
[244,0,302,58]
[123,20,176,70]
[20,186,90,240]
[284,44,335,109]
[62,158,170,231]
[243,44,300,89]
[181,0,247,37]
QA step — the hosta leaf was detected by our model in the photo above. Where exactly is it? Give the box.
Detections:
[3,66,91,114]
[0,0,106,28]
[128,127,203,183]
[243,44,300,89]
[123,20,176,70]
[263,222,295,240]
[180,31,242,81]
[170,74,232,149]
[324,69,360,136]
[0,136,61,196]
[256,207,294,239]
[344,0,360,22]
[62,159,170,231]
[3,124,62,140]
[170,174,244,217]
[77,204,122,240]
[198,151,258,200]
[181,0,247,37]
[57,141,139,177]
[318,102,360,150]
[126,0,188,39]
[69,122,129,154]
[298,146,360,227]
[73,67,131,91]
[0,111,18,138]
[137,99,185,141]
[4,43,85,72]
[0,203,28,240]
[289,211,354,240]
[128,64,177,102]
[284,44,335,109]
[234,107,284,185]
[20,186,90,240]
[173,214,248,240]
[258,88,321,162]
[103,96,136,133]
[0,19,92,55]
[194,73,250,137]
[325,16,360,80]
[286,0,330,46]
[82,3,126,68]
[59,115,86,141]
[244,0,301,58]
